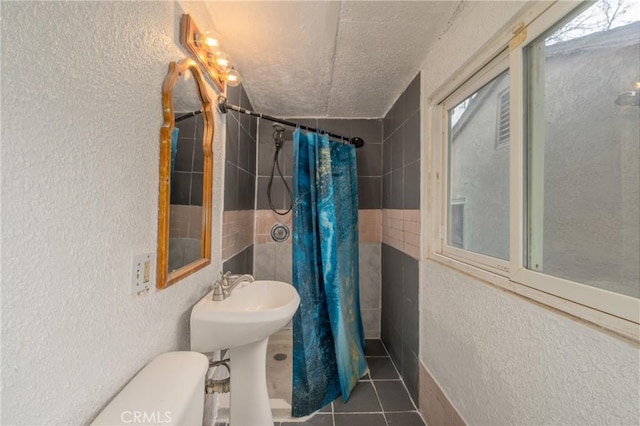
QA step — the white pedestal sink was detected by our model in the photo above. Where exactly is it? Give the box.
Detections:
[190,280,300,426]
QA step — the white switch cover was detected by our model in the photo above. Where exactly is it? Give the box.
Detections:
[131,253,154,295]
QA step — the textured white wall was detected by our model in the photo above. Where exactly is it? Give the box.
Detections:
[1,2,225,424]
[420,2,640,424]
[423,262,640,425]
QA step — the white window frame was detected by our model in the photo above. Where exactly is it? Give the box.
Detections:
[428,0,640,341]
[440,52,511,276]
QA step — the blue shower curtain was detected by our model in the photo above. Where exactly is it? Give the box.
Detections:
[291,129,367,417]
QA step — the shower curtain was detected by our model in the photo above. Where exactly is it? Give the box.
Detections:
[291,129,367,417]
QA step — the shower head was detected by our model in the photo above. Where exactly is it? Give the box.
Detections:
[273,124,286,150]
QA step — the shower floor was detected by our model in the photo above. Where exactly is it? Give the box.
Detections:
[214,328,306,424]
[266,328,294,403]
[214,330,426,426]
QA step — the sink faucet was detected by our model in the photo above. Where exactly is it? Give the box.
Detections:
[212,272,255,301]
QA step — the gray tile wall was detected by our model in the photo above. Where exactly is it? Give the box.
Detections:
[223,84,257,270]
[256,118,382,210]
[383,74,420,210]
[381,244,419,404]
[224,84,257,212]
[222,244,254,275]
[253,242,293,283]
[381,73,421,405]
[172,114,204,206]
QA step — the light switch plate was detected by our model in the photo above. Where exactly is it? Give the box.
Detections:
[131,253,154,295]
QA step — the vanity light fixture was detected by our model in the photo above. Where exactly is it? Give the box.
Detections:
[180,14,241,92]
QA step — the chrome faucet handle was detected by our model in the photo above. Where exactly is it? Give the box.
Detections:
[227,273,254,285]
[225,273,255,296]
[213,272,254,301]
[223,271,243,280]
[212,272,227,301]
[222,271,242,287]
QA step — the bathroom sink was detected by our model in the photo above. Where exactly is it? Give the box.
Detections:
[190,280,300,425]
[190,280,300,353]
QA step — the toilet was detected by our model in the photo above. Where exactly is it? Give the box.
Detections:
[91,351,209,426]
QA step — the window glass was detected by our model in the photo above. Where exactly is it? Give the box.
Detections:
[525,0,640,298]
[448,70,510,260]
[450,199,466,249]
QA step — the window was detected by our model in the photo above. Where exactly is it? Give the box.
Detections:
[524,2,640,299]
[430,0,640,339]
[446,68,510,263]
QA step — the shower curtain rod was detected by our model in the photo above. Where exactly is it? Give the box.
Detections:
[216,96,365,148]
[175,110,202,123]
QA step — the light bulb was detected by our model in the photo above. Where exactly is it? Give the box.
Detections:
[201,31,220,49]
[226,69,241,87]
[215,51,232,72]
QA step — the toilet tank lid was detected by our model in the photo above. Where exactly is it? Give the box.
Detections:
[91,351,209,425]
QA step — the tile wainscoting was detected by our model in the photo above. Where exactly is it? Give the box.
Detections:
[382,209,420,259]
[221,210,254,262]
[419,363,466,426]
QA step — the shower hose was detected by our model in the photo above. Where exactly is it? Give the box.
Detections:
[267,124,292,215]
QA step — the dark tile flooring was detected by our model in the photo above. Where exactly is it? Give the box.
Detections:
[216,339,426,426]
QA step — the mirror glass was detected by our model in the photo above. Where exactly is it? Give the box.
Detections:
[170,72,204,271]
[158,58,213,289]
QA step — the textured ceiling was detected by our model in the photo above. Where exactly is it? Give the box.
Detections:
[205,1,464,118]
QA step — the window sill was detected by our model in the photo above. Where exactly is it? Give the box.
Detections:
[426,251,640,343]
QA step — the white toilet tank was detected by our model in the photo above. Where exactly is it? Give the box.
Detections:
[91,351,209,426]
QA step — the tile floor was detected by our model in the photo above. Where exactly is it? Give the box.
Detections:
[216,339,425,426]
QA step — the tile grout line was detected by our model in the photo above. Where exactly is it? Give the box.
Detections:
[330,402,335,426]
[369,370,389,426]
[369,378,390,426]
[378,340,421,413]
[369,340,392,425]
[376,339,427,425]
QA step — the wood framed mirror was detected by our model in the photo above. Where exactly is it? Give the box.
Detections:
[157,58,214,289]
